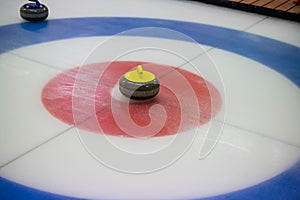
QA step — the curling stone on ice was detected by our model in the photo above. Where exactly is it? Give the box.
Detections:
[20,0,48,21]
[119,65,160,100]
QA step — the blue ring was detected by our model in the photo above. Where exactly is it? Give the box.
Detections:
[0,17,299,86]
[0,17,299,200]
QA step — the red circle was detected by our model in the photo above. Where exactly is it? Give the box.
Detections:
[41,61,222,137]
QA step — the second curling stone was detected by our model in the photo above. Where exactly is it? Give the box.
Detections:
[20,0,48,21]
[119,65,160,100]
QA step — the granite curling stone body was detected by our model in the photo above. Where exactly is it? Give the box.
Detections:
[20,0,48,21]
[119,65,160,100]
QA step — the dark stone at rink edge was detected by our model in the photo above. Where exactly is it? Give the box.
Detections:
[20,2,48,21]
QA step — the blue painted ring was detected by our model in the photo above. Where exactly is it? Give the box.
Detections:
[0,17,299,200]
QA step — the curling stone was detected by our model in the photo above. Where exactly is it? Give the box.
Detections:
[20,0,48,21]
[119,65,160,100]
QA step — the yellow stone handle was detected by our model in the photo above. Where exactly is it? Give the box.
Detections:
[137,65,143,75]
[124,65,156,83]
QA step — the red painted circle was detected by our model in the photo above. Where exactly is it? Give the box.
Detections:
[41,61,222,137]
